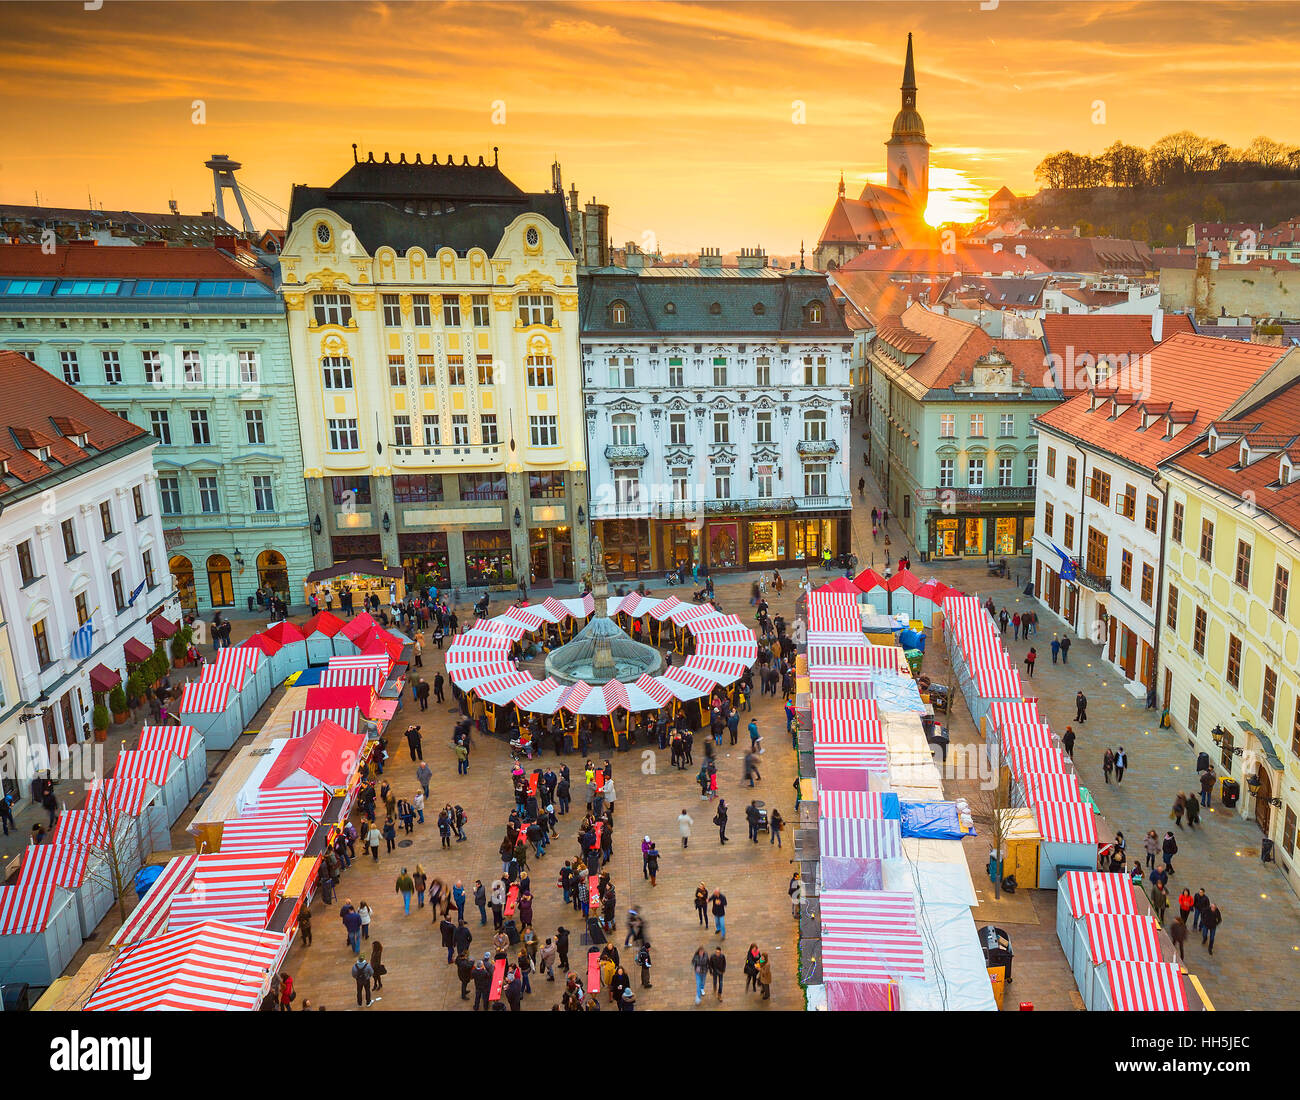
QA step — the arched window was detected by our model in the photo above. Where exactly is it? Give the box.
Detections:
[804,410,827,441]
[805,300,824,324]
[206,554,234,608]
[609,300,628,325]
[610,413,638,446]
[664,302,676,314]
[708,302,722,315]
[753,302,766,315]
[170,555,196,612]
[257,550,288,597]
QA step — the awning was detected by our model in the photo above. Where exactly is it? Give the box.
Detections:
[124,638,153,664]
[1239,721,1285,772]
[151,616,179,641]
[305,558,402,583]
[89,663,121,693]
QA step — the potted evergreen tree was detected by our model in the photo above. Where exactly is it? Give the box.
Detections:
[109,683,130,725]
[171,633,188,668]
[92,703,111,743]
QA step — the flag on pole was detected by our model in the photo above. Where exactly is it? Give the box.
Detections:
[127,578,147,607]
[71,618,95,660]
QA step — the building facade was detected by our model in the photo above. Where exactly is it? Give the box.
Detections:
[580,257,853,577]
[1031,335,1288,692]
[1157,368,1300,888]
[280,150,589,593]
[0,242,313,615]
[0,351,171,793]
[861,303,1052,560]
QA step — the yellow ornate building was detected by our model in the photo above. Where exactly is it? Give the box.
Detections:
[280,149,589,592]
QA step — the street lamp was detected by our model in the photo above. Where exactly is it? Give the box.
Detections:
[313,514,322,536]
[382,512,391,533]
[577,505,585,527]
[234,548,244,568]
[513,507,522,529]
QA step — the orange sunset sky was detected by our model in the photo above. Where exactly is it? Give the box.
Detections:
[1,0,1297,252]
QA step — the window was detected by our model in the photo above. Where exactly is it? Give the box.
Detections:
[17,540,36,585]
[442,297,461,327]
[249,474,274,512]
[1089,470,1111,506]
[1293,698,1300,760]
[1166,583,1179,630]
[1172,501,1184,543]
[1285,804,1297,860]
[1234,540,1251,587]
[394,474,444,503]
[756,469,773,497]
[322,356,353,389]
[1043,501,1053,536]
[669,412,687,445]
[189,409,211,446]
[142,549,156,589]
[969,413,984,437]
[313,293,352,326]
[111,569,126,612]
[142,349,162,384]
[527,356,555,388]
[1140,562,1154,604]
[330,476,371,506]
[714,467,731,499]
[238,350,259,384]
[382,294,402,327]
[181,348,203,384]
[755,411,772,443]
[99,500,115,539]
[1193,606,1207,656]
[1145,494,1159,533]
[411,294,432,327]
[804,411,827,442]
[968,459,984,489]
[530,416,558,447]
[609,356,635,388]
[1064,513,1075,550]
[197,475,220,513]
[1199,518,1214,563]
[1086,527,1108,577]
[997,457,1014,488]
[1046,446,1056,479]
[159,476,181,515]
[714,358,729,387]
[75,592,89,625]
[1065,455,1077,489]
[713,412,730,444]
[802,356,826,386]
[804,462,827,497]
[669,357,684,387]
[132,485,146,522]
[1188,694,1200,737]
[939,413,955,438]
[32,618,51,668]
[1226,635,1242,689]
[999,413,1015,437]
[61,518,78,559]
[102,349,122,384]
[1273,564,1290,618]
[387,356,407,387]
[447,357,466,387]
[518,294,554,326]
[806,301,823,323]
[938,459,955,489]
[459,474,507,502]
[423,420,440,447]
[610,414,637,447]
[481,414,499,445]
[1118,484,1136,520]
[60,349,80,384]
[1120,549,1132,589]
[529,471,566,499]
[328,418,360,451]
[245,408,266,444]
[1262,666,1279,725]
[755,356,771,387]
[149,409,171,444]
[609,301,628,325]
[472,294,490,326]
[394,415,412,447]
[418,355,437,388]
[452,414,470,446]
[672,467,690,500]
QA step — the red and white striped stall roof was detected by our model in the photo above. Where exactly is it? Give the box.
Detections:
[820,815,903,860]
[248,788,330,817]
[819,790,889,818]
[214,646,262,674]
[320,665,386,692]
[987,699,1044,732]
[290,707,360,739]
[475,617,529,641]
[473,670,536,705]
[512,677,566,710]
[807,630,870,650]
[1003,739,1066,776]
[0,882,57,934]
[168,885,273,932]
[110,855,199,946]
[659,665,715,698]
[448,659,519,690]
[694,638,758,664]
[198,663,247,694]
[18,843,89,888]
[1062,872,1140,917]
[811,697,884,743]
[104,777,154,816]
[822,929,926,982]
[813,744,890,772]
[820,890,918,934]
[807,641,868,667]
[137,725,197,757]
[1034,799,1098,845]
[971,660,1021,701]
[809,665,874,684]
[51,808,109,847]
[1084,914,1165,964]
[633,674,674,707]
[1104,961,1188,1011]
[499,605,546,632]
[807,591,863,634]
[667,603,720,626]
[191,851,298,891]
[681,654,749,684]
[1020,770,1081,805]
[328,653,391,670]
[220,813,317,854]
[646,595,683,621]
[180,680,231,715]
[688,613,747,635]
[87,921,290,1011]
[448,629,514,651]
[113,750,173,786]
[558,681,591,715]
[610,593,653,618]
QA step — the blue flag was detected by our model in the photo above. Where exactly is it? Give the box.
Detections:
[128,578,147,607]
[71,619,95,660]
[1053,544,1077,582]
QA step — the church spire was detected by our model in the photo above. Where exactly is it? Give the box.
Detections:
[838,170,845,197]
[902,31,917,94]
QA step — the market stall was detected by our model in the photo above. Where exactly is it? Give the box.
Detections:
[303,559,405,614]
[1055,871,1141,969]
[1071,912,1167,1010]
[259,621,309,681]
[178,679,244,751]
[109,854,200,947]
[113,748,189,827]
[213,645,273,715]
[136,725,207,804]
[301,610,348,666]
[1091,960,1189,1012]
[16,843,113,940]
[0,882,82,987]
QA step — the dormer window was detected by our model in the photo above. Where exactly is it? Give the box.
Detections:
[664,302,676,314]
[708,302,722,316]
[1281,454,1295,486]
[1240,442,1251,468]
[609,300,628,325]
[753,302,766,315]
[805,301,824,324]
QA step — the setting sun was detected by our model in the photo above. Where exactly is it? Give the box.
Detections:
[924,166,990,226]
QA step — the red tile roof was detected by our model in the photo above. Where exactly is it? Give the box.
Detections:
[838,245,1049,278]
[0,350,147,491]
[1041,313,1196,393]
[873,303,1046,391]
[1035,334,1287,473]
[0,242,269,283]
[1015,236,1152,275]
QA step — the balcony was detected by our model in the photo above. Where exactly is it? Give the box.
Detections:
[795,494,852,512]
[1074,562,1111,592]
[795,439,839,457]
[604,443,649,464]
[913,485,1037,504]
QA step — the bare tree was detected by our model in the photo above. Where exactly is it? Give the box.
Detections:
[969,747,1017,900]
[78,784,150,925]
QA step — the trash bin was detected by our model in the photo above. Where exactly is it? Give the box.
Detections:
[1221,777,1240,808]
[978,925,1014,983]
[904,649,924,677]
[1262,838,1275,864]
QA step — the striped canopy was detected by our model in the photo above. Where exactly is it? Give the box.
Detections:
[560,680,632,716]
[137,725,197,757]
[86,921,290,1011]
[180,680,232,715]
[51,808,110,847]
[1061,872,1140,918]
[191,851,298,892]
[18,843,89,888]
[113,749,174,786]
[248,788,330,817]
[320,665,386,691]
[474,670,536,706]
[693,637,758,663]
[1104,961,1188,1011]
[658,665,714,700]
[1034,799,1098,844]
[214,646,262,675]
[168,885,274,931]
[821,929,927,982]
[681,654,749,685]
[1084,914,1165,963]
[0,882,57,934]
[646,595,683,621]
[449,658,519,690]
[987,699,1044,732]
[666,603,720,627]
[819,815,903,859]
[812,743,890,772]
[511,677,567,714]
[819,790,892,819]
[807,591,863,633]
[219,813,317,854]
[328,653,392,672]
[290,707,360,739]
[1020,770,1081,805]
[820,890,917,935]
[807,641,868,667]
[533,595,594,623]
[1003,738,1066,776]
[632,674,674,708]
[499,605,546,632]
[474,617,529,641]
[110,855,199,946]
[687,613,747,635]
[103,777,154,816]
[199,662,247,694]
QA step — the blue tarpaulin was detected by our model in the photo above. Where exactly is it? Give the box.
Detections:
[133,864,164,899]
[900,800,966,840]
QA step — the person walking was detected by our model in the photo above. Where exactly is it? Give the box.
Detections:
[298,905,312,947]
[1177,887,1194,924]
[1201,903,1222,954]
[769,807,785,848]
[556,925,570,972]
[1061,726,1076,758]
[357,901,373,941]
[714,798,728,844]
[369,940,386,991]
[748,718,762,754]
[471,956,492,1010]
[367,822,382,861]
[678,809,693,848]
[1075,690,1086,721]
[644,844,660,887]
[1143,830,1159,870]
[710,888,728,939]
[692,946,710,1006]
[743,943,761,994]
[694,882,709,927]
[1191,888,1210,932]
[382,817,397,853]
[455,952,474,1000]
[395,868,414,915]
[1199,767,1216,808]
[1102,748,1115,784]
[416,677,430,711]
[789,870,803,919]
[455,741,469,775]
[1050,638,1061,665]
[1172,793,1186,829]
[433,672,445,704]
[352,956,375,1007]
[1060,635,1072,663]
[709,946,727,1001]
[1151,882,1170,924]
[405,724,423,762]
[1114,745,1128,784]
[341,899,362,956]
[473,879,487,925]
[1168,916,1187,962]
[1023,647,1036,679]
[1161,830,1178,875]
[746,800,762,843]
[757,952,772,1000]
[416,760,432,800]
[636,940,653,988]
[1185,793,1201,829]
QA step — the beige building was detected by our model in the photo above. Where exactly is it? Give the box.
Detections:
[1159,254,1300,322]
[280,150,590,594]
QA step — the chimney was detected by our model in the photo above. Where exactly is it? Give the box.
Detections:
[737,246,767,270]
[1151,308,1164,343]
[698,247,722,269]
